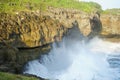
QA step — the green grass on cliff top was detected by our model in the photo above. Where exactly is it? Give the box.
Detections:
[102,8,120,15]
[0,0,102,13]
[45,0,102,12]
[0,72,39,80]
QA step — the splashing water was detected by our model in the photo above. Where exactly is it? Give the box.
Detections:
[24,37,120,80]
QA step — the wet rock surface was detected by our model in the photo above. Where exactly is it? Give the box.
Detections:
[0,43,51,73]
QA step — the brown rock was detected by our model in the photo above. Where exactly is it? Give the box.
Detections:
[100,14,120,35]
[0,12,66,48]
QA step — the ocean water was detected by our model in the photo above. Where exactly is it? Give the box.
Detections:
[24,37,120,80]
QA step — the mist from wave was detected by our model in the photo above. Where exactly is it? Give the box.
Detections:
[23,37,120,80]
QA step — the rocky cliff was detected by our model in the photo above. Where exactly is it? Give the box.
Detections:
[0,12,66,48]
[0,7,120,48]
[101,14,120,35]
[0,11,66,73]
[0,7,120,74]
[45,7,120,37]
[44,7,91,36]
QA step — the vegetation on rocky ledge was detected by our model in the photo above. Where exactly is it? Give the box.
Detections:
[0,72,39,80]
[103,8,120,15]
[0,0,102,13]
[45,0,102,13]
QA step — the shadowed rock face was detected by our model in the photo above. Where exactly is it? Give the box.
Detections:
[0,43,51,73]
[87,12,102,39]
[64,20,84,41]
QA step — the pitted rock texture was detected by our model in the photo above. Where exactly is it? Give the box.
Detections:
[100,14,120,35]
[45,7,91,36]
[1,8,119,48]
[45,7,120,37]
[0,12,65,48]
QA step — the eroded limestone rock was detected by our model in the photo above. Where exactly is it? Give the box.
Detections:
[0,12,66,48]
